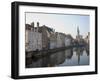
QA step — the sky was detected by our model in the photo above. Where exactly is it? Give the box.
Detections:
[25,12,89,38]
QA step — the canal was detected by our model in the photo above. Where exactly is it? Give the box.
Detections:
[26,46,89,68]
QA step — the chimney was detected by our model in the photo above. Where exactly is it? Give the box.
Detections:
[31,22,35,31]
[37,22,39,32]
[37,22,39,27]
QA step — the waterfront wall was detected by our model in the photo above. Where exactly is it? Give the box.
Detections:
[25,22,88,52]
[25,22,73,52]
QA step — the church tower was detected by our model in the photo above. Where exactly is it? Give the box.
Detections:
[77,26,80,36]
[76,26,80,42]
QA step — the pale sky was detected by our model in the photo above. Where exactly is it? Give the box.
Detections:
[25,12,89,38]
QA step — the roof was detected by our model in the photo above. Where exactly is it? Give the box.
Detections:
[25,24,32,30]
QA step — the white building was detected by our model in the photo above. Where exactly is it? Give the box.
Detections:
[65,35,72,46]
[25,23,42,52]
[56,32,63,48]
[85,32,90,44]
[49,32,56,49]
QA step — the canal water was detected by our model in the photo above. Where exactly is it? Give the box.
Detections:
[26,46,89,68]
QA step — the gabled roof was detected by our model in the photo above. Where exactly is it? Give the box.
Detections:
[25,24,32,30]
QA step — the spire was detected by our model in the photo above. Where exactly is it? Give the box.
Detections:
[77,26,80,36]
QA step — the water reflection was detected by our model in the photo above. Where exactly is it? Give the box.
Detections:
[26,46,89,68]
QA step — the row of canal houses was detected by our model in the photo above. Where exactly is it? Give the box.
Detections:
[25,22,73,52]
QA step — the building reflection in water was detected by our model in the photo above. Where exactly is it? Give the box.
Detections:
[26,46,89,68]
[74,47,84,65]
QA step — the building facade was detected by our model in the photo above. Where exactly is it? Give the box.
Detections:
[25,21,74,52]
[25,22,42,52]
[49,32,57,49]
[65,34,73,46]
[38,25,52,50]
[56,32,62,48]
[84,32,90,44]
